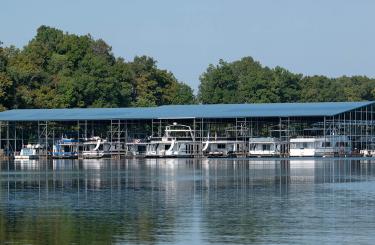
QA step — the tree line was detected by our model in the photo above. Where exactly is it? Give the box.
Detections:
[1,26,374,111]
[0,26,195,110]
[198,57,375,104]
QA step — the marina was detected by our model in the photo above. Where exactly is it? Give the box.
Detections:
[0,102,375,159]
[2,2,374,244]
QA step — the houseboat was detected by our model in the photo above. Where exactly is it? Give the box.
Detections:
[82,137,111,158]
[289,135,351,157]
[248,137,284,157]
[202,140,244,157]
[201,125,249,157]
[360,149,375,157]
[126,140,147,157]
[52,137,79,159]
[15,144,46,160]
[145,123,197,157]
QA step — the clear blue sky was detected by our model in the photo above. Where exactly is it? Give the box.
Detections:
[1,0,375,92]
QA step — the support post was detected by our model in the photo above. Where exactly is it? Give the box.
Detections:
[6,122,10,156]
[45,121,48,157]
[14,122,16,153]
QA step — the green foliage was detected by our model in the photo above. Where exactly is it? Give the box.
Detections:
[172,82,196,104]
[0,43,13,110]
[1,26,195,110]
[2,25,374,110]
[199,57,375,103]
[199,60,239,104]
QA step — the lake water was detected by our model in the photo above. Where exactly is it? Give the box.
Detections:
[1,158,375,244]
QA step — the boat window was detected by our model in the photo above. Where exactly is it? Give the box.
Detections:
[262,144,271,151]
[138,145,146,153]
[217,144,226,149]
[24,149,33,155]
[99,145,103,151]
[322,142,331,147]
[165,144,171,150]
[250,144,256,150]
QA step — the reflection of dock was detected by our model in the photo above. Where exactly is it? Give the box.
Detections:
[0,158,372,190]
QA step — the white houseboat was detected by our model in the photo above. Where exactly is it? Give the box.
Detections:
[202,126,249,157]
[360,149,375,157]
[15,144,46,160]
[146,123,197,157]
[126,141,147,157]
[289,135,351,157]
[202,140,244,157]
[82,137,111,158]
[248,137,284,157]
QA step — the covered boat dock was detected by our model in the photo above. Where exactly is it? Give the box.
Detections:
[0,101,374,157]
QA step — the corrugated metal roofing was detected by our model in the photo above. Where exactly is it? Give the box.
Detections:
[0,102,372,121]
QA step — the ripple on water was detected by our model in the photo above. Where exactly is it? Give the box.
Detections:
[0,158,375,244]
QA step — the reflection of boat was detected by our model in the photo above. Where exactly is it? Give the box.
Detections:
[289,159,316,168]
[289,136,351,157]
[52,159,77,170]
[82,137,111,158]
[14,144,45,160]
[16,159,40,170]
[248,137,284,157]
[146,123,197,158]
[81,159,106,170]
[52,137,79,159]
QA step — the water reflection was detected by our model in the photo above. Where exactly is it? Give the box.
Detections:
[0,158,375,244]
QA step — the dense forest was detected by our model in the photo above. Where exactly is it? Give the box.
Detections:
[198,57,375,104]
[0,26,195,110]
[1,25,375,111]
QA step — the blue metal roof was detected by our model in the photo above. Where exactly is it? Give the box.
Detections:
[0,102,372,121]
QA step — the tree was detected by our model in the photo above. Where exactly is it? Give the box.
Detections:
[0,43,13,110]
[0,26,196,110]
[198,56,375,104]
[130,56,195,107]
[198,60,239,104]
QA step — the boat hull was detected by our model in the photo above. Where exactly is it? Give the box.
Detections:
[81,151,110,159]
[15,155,39,160]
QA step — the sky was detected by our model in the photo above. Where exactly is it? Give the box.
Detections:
[1,0,375,92]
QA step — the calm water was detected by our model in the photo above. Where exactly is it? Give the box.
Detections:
[1,158,375,244]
